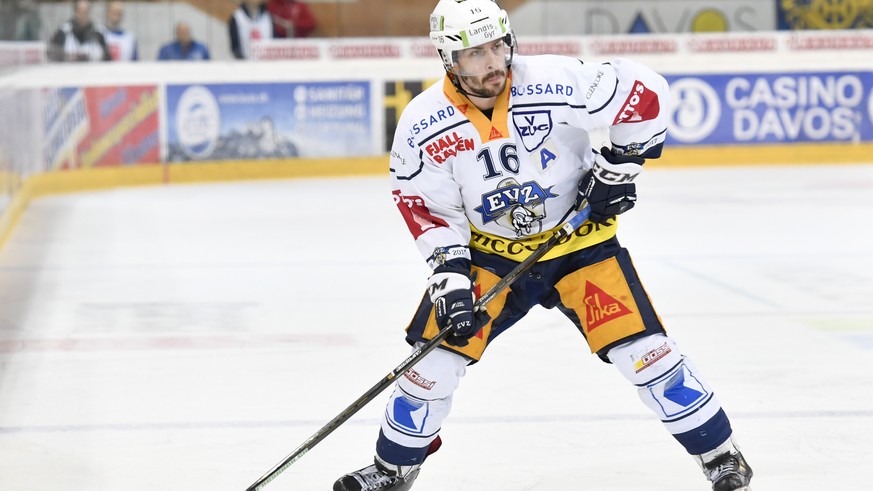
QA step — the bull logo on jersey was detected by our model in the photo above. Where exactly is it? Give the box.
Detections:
[474,178,557,237]
[512,110,553,152]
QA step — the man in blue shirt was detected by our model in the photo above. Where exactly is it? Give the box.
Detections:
[157,22,210,61]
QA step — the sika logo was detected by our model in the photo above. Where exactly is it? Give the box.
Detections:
[583,281,632,331]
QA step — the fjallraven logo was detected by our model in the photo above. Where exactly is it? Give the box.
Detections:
[583,280,632,331]
[425,131,475,164]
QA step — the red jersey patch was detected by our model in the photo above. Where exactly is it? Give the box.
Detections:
[612,80,660,125]
[392,190,449,239]
[583,281,633,331]
[425,131,475,164]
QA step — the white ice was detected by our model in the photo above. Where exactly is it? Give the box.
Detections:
[1,164,872,490]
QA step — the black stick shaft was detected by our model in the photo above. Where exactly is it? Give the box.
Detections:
[246,206,590,490]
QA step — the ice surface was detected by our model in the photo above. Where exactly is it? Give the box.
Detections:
[1,164,872,490]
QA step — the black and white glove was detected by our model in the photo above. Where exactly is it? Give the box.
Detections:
[577,146,644,224]
[427,259,490,347]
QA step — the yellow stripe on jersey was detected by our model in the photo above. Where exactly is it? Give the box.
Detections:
[468,217,618,262]
[442,74,511,143]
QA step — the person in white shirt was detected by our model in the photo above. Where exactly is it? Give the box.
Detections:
[101,1,139,61]
[228,0,274,60]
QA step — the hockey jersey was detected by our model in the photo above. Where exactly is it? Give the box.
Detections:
[101,27,138,61]
[389,55,669,268]
[230,5,274,59]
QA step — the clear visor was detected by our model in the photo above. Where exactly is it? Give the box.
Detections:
[450,37,512,78]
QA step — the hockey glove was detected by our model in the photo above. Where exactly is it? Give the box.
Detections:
[427,259,490,347]
[577,146,644,224]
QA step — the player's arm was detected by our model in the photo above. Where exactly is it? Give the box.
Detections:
[389,117,486,346]
[595,58,670,159]
[570,58,670,222]
[388,112,470,269]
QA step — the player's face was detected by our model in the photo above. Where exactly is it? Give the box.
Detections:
[454,38,510,98]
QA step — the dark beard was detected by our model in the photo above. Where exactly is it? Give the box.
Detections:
[459,70,505,98]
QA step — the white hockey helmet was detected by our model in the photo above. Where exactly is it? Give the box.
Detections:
[429,0,516,76]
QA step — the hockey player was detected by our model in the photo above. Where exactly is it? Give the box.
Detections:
[334,1,753,490]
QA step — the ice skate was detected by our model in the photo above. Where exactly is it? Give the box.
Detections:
[703,450,753,491]
[333,456,420,491]
[696,438,753,491]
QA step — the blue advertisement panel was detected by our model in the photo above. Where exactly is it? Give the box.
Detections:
[665,71,873,146]
[165,81,372,161]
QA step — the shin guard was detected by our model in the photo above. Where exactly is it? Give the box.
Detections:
[378,346,467,465]
[607,334,732,454]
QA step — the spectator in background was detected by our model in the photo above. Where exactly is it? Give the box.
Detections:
[15,0,43,41]
[229,0,274,59]
[0,0,16,40]
[158,22,211,61]
[0,0,42,41]
[100,1,139,61]
[48,0,110,62]
[267,0,316,38]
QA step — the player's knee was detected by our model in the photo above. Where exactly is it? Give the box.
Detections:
[606,333,682,386]
[396,346,468,401]
[607,334,720,429]
[382,347,467,446]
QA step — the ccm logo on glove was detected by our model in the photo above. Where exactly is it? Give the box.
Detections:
[427,259,491,347]
[577,146,645,224]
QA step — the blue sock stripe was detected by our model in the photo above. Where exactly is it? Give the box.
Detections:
[673,408,733,455]
[376,429,432,466]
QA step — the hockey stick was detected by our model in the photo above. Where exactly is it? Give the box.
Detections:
[245,204,591,491]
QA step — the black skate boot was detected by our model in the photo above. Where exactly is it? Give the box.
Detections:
[696,438,753,491]
[333,456,420,491]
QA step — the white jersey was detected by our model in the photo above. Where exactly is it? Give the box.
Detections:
[101,27,138,61]
[232,7,274,59]
[390,55,669,268]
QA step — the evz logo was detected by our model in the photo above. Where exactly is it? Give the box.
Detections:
[512,110,553,152]
[474,178,557,237]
